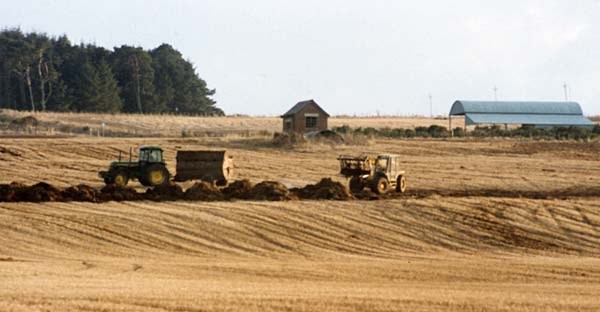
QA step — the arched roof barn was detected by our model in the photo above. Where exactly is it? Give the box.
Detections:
[449,101,593,127]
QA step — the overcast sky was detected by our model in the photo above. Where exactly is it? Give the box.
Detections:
[2,0,599,115]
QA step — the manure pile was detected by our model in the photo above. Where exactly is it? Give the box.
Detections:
[2,179,599,203]
[0,178,353,203]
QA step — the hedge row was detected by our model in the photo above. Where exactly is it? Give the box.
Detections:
[332,124,600,140]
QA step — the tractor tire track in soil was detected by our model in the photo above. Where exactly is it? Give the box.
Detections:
[3,198,600,259]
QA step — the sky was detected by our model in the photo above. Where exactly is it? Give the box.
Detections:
[1,0,599,116]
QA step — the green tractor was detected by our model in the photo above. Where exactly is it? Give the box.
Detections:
[99,146,170,187]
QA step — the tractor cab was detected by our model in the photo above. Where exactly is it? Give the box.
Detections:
[138,146,164,164]
[374,156,389,172]
[375,154,403,178]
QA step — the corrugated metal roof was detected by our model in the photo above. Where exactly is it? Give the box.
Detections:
[465,113,594,126]
[449,100,593,126]
[282,99,330,117]
[450,101,584,115]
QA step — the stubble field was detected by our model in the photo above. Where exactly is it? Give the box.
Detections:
[1,117,600,311]
[0,109,455,136]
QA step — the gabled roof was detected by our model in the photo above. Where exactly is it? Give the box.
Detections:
[449,101,593,126]
[282,99,330,117]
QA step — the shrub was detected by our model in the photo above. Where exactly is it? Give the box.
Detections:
[404,129,416,138]
[414,126,430,137]
[362,127,378,136]
[272,132,305,147]
[428,125,449,138]
[333,124,598,140]
[452,127,465,137]
[332,125,351,134]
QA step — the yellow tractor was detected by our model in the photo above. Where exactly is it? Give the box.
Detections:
[338,154,406,194]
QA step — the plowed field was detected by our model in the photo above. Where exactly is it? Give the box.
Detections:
[1,136,600,311]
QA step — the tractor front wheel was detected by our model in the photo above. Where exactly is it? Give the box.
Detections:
[144,164,170,187]
[372,176,389,194]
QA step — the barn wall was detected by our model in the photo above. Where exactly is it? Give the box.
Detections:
[282,103,328,133]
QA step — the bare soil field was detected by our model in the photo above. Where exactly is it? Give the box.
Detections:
[2,199,600,311]
[0,136,599,192]
[1,135,600,311]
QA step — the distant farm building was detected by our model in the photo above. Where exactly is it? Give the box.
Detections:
[449,101,594,129]
[281,100,330,133]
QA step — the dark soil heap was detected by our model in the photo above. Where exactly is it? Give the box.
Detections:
[292,178,353,200]
[222,179,253,200]
[0,182,26,202]
[24,182,64,202]
[249,181,298,201]
[4,179,595,203]
[100,184,142,202]
[184,182,224,201]
[62,184,100,202]
[0,182,63,202]
[146,182,184,201]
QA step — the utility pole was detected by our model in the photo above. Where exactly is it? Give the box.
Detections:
[493,86,498,101]
[428,94,433,118]
[563,82,569,101]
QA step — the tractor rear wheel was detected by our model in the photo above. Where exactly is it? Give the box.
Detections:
[372,176,389,194]
[144,164,169,187]
[349,177,363,193]
[396,175,406,193]
[113,170,129,187]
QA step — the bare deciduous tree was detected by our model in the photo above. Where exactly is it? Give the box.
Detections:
[129,54,142,113]
[37,49,53,111]
[24,64,35,112]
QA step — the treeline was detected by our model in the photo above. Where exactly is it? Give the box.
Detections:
[333,125,600,140]
[0,29,223,115]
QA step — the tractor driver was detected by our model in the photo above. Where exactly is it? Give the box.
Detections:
[375,157,389,171]
[148,150,160,162]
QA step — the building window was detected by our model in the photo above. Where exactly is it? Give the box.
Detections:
[283,118,292,130]
[305,116,318,128]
